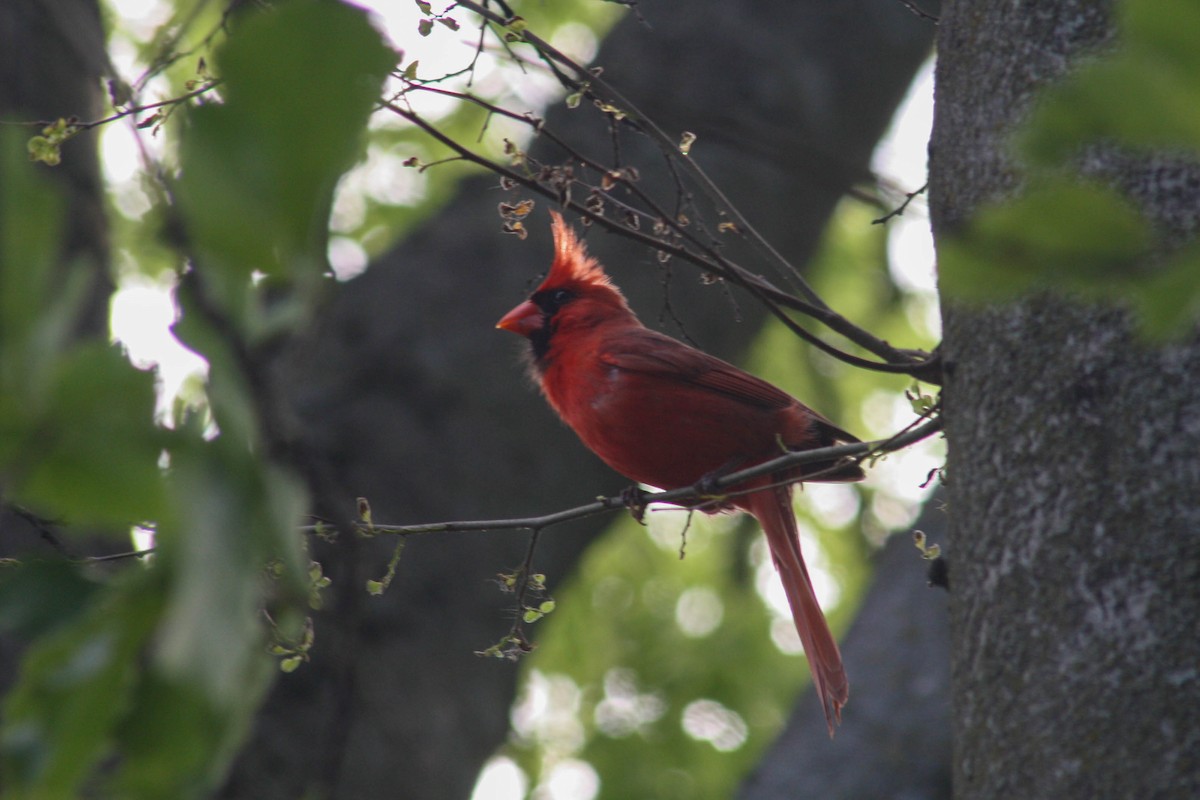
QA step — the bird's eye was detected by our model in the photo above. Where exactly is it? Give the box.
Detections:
[532,287,574,314]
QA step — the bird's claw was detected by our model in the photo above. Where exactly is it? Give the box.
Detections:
[619,484,648,523]
[694,470,725,499]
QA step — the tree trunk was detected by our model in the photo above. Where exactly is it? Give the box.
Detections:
[930,2,1200,798]
[222,1,938,798]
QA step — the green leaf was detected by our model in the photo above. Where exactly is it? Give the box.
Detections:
[7,343,168,529]
[154,441,307,707]
[97,438,307,797]
[0,560,102,640]
[941,178,1200,338]
[0,130,85,390]
[940,180,1151,303]
[176,0,395,316]
[950,0,1200,336]
[109,673,257,799]
[1128,244,1200,339]
[26,136,61,166]
[0,570,164,798]
[1021,0,1200,163]
[23,119,75,167]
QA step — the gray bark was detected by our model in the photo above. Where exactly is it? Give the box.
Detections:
[930,2,1200,798]
[221,1,939,798]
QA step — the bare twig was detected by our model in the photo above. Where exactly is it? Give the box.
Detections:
[84,548,156,563]
[82,81,222,131]
[300,415,944,539]
[382,2,943,382]
[896,0,939,24]
[873,182,928,225]
[6,505,72,557]
[381,97,940,382]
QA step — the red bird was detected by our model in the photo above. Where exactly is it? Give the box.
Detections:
[497,212,864,735]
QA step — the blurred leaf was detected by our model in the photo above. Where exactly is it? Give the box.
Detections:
[0,1,470,797]
[109,672,259,799]
[0,133,167,530]
[0,560,102,640]
[26,136,61,167]
[176,0,395,317]
[169,287,260,442]
[940,179,1151,304]
[88,430,308,797]
[0,570,164,799]
[1021,0,1200,163]
[945,0,1200,337]
[154,440,307,708]
[8,343,169,529]
[0,131,87,398]
[1127,244,1200,339]
[941,176,1200,338]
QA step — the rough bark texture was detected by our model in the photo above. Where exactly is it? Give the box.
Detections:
[218,1,939,798]
[930,2,1200,798]
[738,493,952,800]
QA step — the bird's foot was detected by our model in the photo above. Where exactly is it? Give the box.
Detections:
[619,484,648,524]
[694,457,746,501]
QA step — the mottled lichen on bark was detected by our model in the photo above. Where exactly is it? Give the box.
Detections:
[931,2,1200,792]
[939,290,1200,797]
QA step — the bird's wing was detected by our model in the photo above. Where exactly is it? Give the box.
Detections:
[598,328,794,411]
[599,328,861,445]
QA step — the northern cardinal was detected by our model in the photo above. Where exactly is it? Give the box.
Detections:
[497,212,864,735]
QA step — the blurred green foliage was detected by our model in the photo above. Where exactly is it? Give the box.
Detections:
[940,0,1200,339]
[0,1,392,796]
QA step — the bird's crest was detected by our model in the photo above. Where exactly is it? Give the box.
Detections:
[544,211,612,290]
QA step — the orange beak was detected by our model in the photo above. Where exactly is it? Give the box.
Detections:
[496,300,544,337]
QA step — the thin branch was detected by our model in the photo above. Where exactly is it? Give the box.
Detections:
[873,182,928,225]
[301,415,944,538]
[6,414,941,572]
[26,2,939,385]
[458,0,831,300]
[6,505,73,557]
[381,97,939,382]
[77,81,222,131]
[895,0,939,24]
[386,4,943,382]
[3,81,221,136]
[84,548,156,563]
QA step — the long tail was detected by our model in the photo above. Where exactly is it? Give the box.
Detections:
[743,485,848,736]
